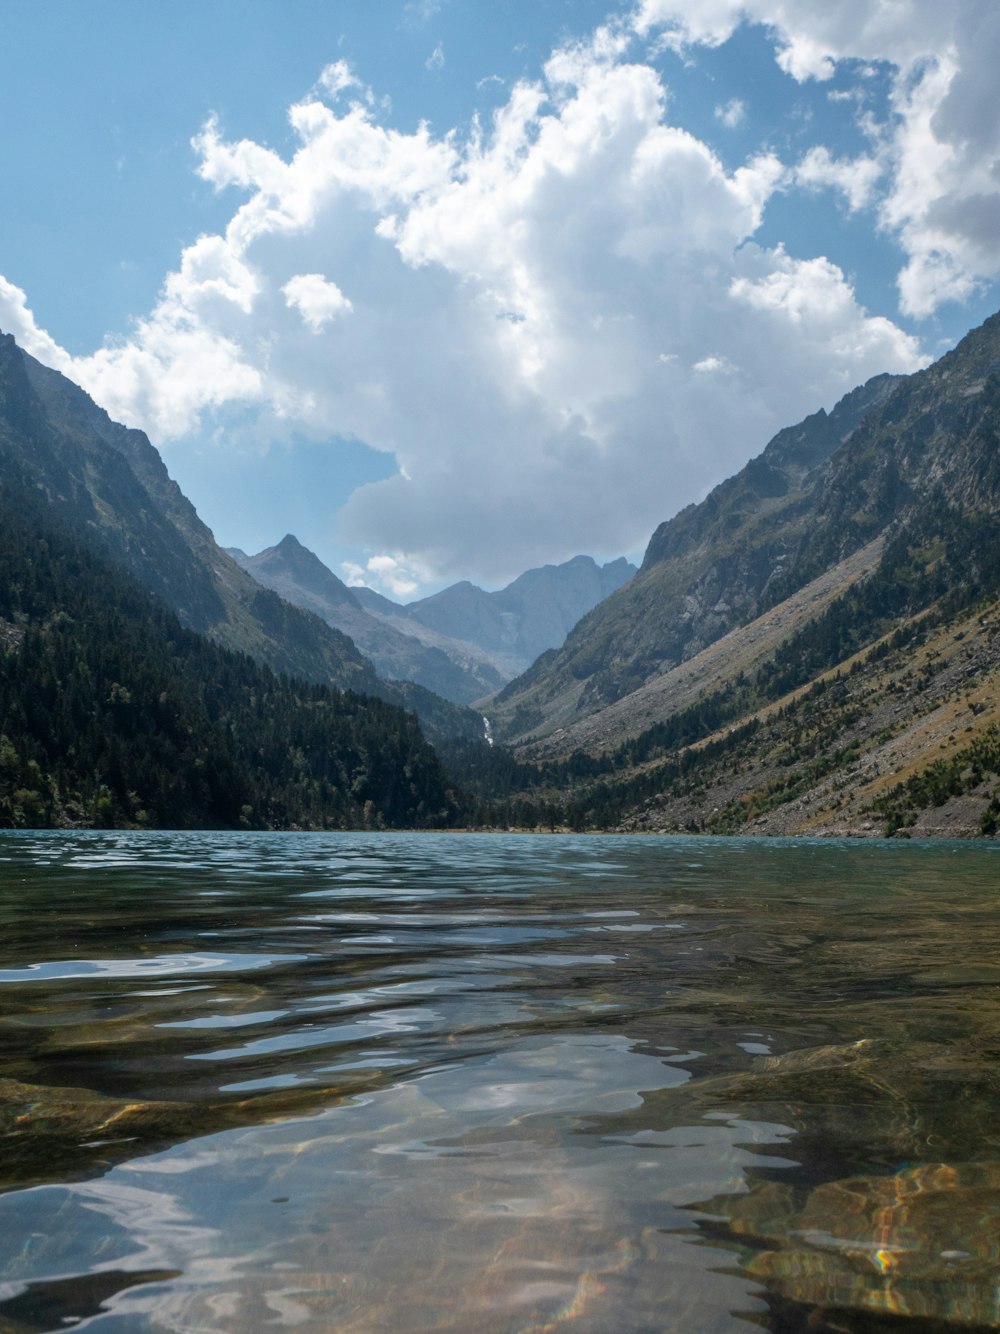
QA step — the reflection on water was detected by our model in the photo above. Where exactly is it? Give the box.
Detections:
[1,831,999,1331]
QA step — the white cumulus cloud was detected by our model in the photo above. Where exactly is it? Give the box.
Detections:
[634,0,1000,318]
[342,553,430,599]
[1,30,932,588]
[795,146,882,212]
[318,60,361,100]
[282,273,353,331]
[0,276,74,373]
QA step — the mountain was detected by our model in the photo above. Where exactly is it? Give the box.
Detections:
[490,373,901,743]
[0,331,480,744]
[233,539,636,701]
[469,311,1000,839]
[496,556,637,666]
[369,554,637,679]
[233,534,361,615]
[352,585,406,617]
[232,536,506,705]
[0,455,456,831]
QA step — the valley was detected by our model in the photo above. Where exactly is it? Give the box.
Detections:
[2,312,1000,840]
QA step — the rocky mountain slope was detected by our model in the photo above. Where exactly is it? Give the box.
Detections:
[398,555,636,677]
[0,454,456,831]
[616,590,1000,840]
[490,373,900,743]
[234,538,636,701]
[470,312,1000,838]
[231,536,506,705]
[0,332,479,743]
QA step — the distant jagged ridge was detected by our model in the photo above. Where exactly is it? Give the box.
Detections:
[234,537,637,701]
[399,555,637,673]
[231,536,509,706]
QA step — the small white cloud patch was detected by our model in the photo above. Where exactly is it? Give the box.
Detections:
[342,553,430,599]
[715,98,746,128]
[318,61,360,100]
[796,146,882,212]
[282,274,353,332]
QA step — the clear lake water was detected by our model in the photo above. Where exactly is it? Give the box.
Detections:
[1,830,1000,1332]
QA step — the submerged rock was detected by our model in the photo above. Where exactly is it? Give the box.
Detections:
[0,1076,197,1143]
[702,1162,1000,1325]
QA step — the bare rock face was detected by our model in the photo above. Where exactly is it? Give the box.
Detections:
[395,554,636,674]
[240,534,362,613]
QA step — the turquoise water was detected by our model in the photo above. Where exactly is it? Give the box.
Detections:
[1,830,999,1332]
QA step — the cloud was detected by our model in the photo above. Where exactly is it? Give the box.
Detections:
[634,1,1000,317]
[317,60,361,100]
[1,32,929,588]
[405,0,443,24]
[0,276,74,372]
[342,553,430,599]
[795,145,882,211]
[714,98,746,128]
[282,273,353,331]
[425,44,445,72]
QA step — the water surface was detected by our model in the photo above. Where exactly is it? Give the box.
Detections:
[1,830,999,1332]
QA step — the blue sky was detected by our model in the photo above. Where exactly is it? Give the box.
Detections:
[2,1,999,596]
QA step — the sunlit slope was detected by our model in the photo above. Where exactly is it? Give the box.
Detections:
[611,587,1000,838]
[490,372,900,743]
[523,538,886,759]
[492,311,1000,758]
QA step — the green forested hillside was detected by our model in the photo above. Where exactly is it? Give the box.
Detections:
[0,331,481,747]
[0,466,456,831]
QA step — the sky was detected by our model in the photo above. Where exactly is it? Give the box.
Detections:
[2,1,999,599]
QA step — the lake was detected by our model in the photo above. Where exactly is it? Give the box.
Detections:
[1,830,999,1332]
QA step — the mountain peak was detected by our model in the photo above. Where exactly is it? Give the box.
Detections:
[237,536,361,612]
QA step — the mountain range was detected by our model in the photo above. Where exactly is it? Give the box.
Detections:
[3,306,1000,838]
[230,536,635,705]
[0,435,455,828]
